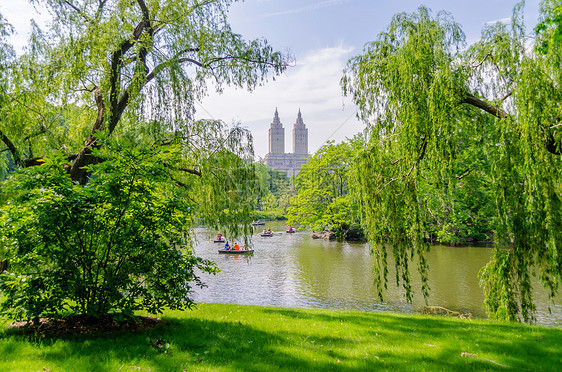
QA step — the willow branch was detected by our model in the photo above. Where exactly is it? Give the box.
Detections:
[162,162,202,177]
[146,51,282,83]
[63,0,92,22]
[498,91,512,103]
[108,2,155,134]
[456,168,473,180]
[375,163,416,196]
[205,55,283,68]
[171,176,187,188]
[136,0,151,25]
[461,93,508,119]
[0,128,21,166]
[471,52,492,69]
[461,91,561,155]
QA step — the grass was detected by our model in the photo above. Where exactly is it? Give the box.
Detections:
[0,303,561,371]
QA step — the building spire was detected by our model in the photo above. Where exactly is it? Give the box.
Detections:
[292,109,308,155]
[269,108,284,154]
[271,107,282,128]
[295,108,305,127]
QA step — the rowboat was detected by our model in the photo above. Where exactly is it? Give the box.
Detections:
[252,221,266,226]
[286,229,296,233]
[218,249,254,254]
[260,233,273,237]
[214,239,226,243]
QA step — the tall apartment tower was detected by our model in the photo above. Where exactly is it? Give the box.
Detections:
[268,108,285,154]
[264,108,309,177]
[292,109,308,156]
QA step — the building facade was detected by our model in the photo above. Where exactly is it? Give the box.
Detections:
[264,109,309,177]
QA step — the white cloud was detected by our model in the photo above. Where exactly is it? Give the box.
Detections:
[484,17,511,25]
[196,44,365,158]
[0,0,49,54]
[266,0,352,17]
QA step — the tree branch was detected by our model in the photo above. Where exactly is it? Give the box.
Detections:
[461,93,508,119]
[471,52,492,69]
[375,138,427,195]
[0,128,21,166]
[456,168,473,180]
[162,162,202,177]
[205,55,284,69]
[136,0,151,25]
[144,49,200,82]
[461,91,561,155]
[63,0,92,22]
[108,1,154,133]
[70,17,148,183]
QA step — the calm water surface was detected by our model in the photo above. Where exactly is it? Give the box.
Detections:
[192,221,562,326]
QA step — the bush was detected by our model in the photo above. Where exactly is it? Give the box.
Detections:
[0,145,218,322]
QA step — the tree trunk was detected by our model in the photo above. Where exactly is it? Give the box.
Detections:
[69,88,106,184]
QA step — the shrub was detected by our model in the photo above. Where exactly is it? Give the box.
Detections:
[0,145,218,322]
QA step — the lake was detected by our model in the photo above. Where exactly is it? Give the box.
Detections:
[192,221,562,326]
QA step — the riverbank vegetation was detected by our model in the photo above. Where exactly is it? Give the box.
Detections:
[2,303,560,371]
[286,134,495,245]
[253,164,292,221]
[287,138,365,240]
[285,0,562,322]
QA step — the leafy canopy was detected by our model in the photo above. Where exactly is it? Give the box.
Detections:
[287,137,364,239]
[343,2,562,322]
[1,0,289,182]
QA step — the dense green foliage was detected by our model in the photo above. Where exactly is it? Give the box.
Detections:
[0,0,288,321]
[421,115,497,245]
[253,163,292,220]
[287,138,364,239]
[288,135,494,243]
[0,141,220,320]
[2,303,561,371]
[343,2,562,321]
[535,1,562,54]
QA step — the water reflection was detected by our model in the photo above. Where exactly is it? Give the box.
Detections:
[192,221,562,326]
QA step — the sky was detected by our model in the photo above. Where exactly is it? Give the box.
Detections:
[0,0,542,158]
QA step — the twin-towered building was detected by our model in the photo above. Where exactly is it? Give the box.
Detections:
[264,108,309,176]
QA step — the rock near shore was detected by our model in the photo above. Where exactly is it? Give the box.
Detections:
[311,230,336,240]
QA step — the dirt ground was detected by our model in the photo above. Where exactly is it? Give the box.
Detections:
[7,314,163,336]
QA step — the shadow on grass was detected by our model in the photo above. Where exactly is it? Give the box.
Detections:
[1,317,378,371]
[260,307,562,370]
[1,306,561,371]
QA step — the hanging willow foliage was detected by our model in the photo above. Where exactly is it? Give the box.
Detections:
[342,2,562,322]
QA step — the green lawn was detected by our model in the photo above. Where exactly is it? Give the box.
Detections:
[1,303,560,371]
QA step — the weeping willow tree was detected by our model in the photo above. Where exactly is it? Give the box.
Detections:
[0,0,290,232]
[0,0,289,321]
[342,1,562,322]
